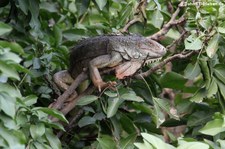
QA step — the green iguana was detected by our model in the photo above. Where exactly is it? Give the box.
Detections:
[53,35,166,92]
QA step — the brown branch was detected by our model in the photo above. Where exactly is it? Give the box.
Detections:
[121,18,142,33]
[50,86,95,122]
[135,51,197,79]
[120,0,147,33]
[49,71,88,110]
[149,0,185,41]
[44,74,61,97]
[57,109,84,138]
[49,67,116,111]
[60,86,96,116]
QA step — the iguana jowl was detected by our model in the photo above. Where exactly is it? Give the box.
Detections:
[53,35,166,91]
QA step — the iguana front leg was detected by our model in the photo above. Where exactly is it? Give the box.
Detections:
[89,51,123,91]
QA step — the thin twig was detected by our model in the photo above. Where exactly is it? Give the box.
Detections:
[120,0,147,33]
[166,30,188,50]
[121,18,142,33]
[57,109,84,138]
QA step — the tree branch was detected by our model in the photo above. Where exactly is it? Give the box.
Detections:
[49,71,88,110]
[120,0,147,33]
[135,51,197,79]
[121,18,142,33]
[149,1,185,41]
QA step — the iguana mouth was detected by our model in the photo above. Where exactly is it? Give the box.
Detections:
[144,57,162,65]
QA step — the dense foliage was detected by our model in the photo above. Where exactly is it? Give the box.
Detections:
[1,0,225,149]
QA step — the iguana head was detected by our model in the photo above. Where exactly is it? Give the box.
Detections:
[137,38,167,64]
[115,37,167,79]
[115,37,167,63]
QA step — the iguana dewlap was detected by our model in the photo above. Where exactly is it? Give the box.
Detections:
[53,35,166,91]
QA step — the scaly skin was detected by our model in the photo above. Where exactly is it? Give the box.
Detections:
[54,35,166,92]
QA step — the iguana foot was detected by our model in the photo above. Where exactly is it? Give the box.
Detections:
[96,81,117,92]
[106,81,117,91]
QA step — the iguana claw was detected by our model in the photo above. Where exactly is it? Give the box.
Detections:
[97,81,117,92]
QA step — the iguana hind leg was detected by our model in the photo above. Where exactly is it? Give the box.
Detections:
[53,70,74,91]
[89,51,123,91]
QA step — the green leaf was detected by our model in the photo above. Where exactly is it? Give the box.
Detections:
[78,116,96,127]
[68,2,77,13]
[131,103,152,115]
[153,0,161,10]
[217,81,225,101]
[97,135,117,149]
[0,83,21,98]
[0,51,22,63]
[0,114,17,129]
[134,141,153,149]
[119,112,137,134]
[204,139,220,149]
[177,140,209,149]
[206,34,220,58]
[153,97,179,120]
[120,133,137,149]
[121,91,144,102]
[33,107,68,123]
[33,142,51,149]
[45,128,62,149]
[0,60,20,81]
[218,27,225,34]
[53,25,62,46]
[217,140,225,148]
[152,103,165,127]
[104,90,118,97]
[118,2,133,27]
[184,62,201,80]
[0,41,24,54]
[207,78,218,98]
[76,0,90,16]
[28,0,40,29]
[63,29,87,41]
[151,10,164,29]
[0,22,12,36]
[214,64,225,84]
[41,120,65,131]
[185,34,203,50]
[32,57,41,69]
[30,123,45,140]
[76,95,98,106]
[199,58,211,89]
[95,0,107,11]
[40,2,58,13]
[0,92,16,118]
[23,95,38,106]
[190,88,207,103]
[0,123,26,149]
[18,0,29,14]
[187,111,212,127]
[199,16,211,30]
[199,118,225,136]
[141,133,175,149]
[160,72,187,89]
[107,97,124,118]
